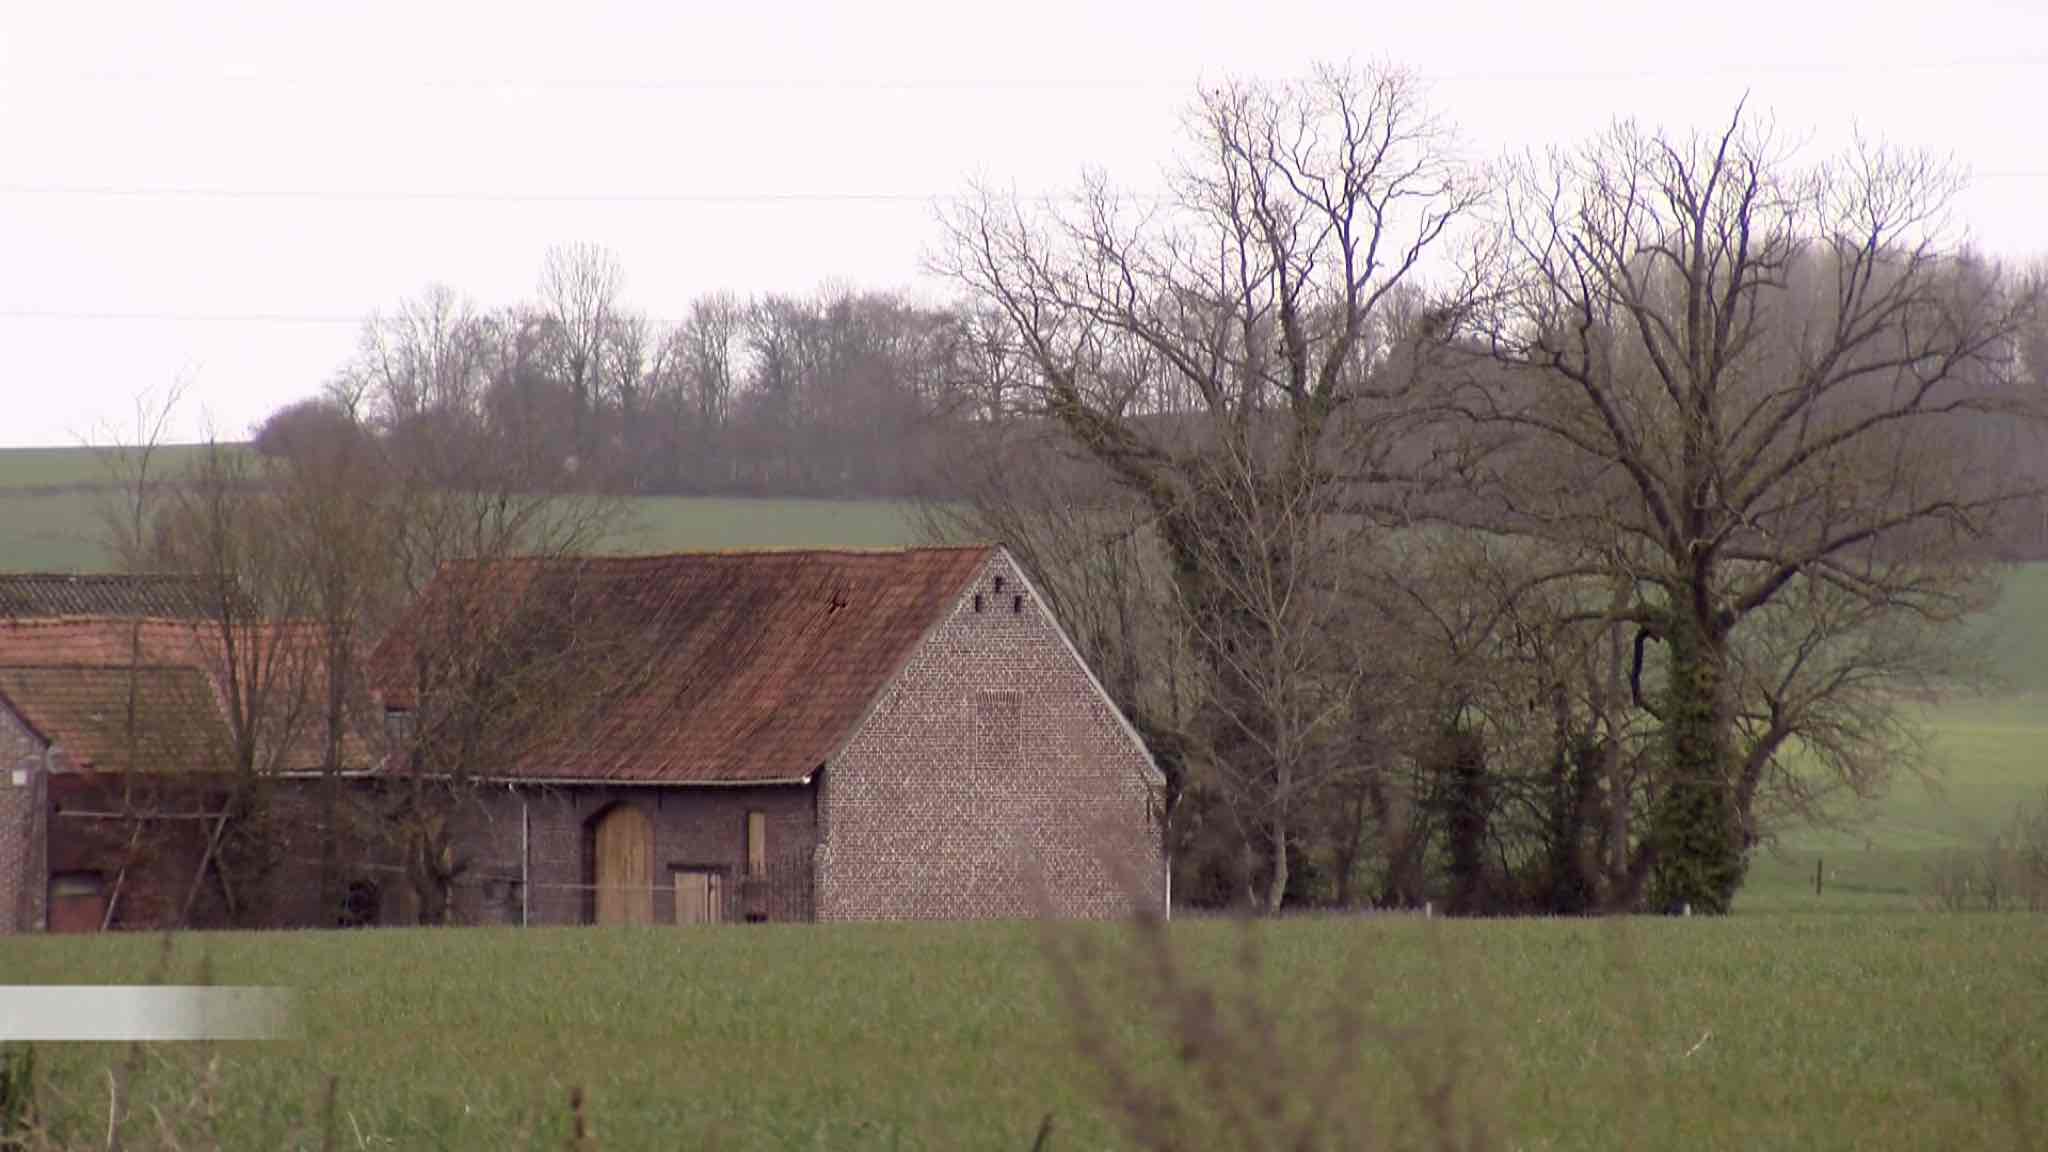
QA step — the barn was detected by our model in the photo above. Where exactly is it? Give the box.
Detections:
[366,545,1168,924]
[2,549,1169,930]
[0,589,370,934]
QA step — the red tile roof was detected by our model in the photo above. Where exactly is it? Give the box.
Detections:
[0,664,231,773]
[370,546,995,783]
[0,616,371,773]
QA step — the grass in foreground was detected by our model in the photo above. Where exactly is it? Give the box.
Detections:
[3,917,2044,1151]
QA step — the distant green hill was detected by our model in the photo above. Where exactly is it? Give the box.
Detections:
[0,442,227,489]
[0,444,934,573]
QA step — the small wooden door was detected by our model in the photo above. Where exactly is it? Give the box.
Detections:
[674,871,723,924]
[48,872,107,934]
[593,806,653,924]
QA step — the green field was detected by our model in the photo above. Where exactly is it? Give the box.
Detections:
[0,445,935,573]
[0,489,113,571]
[0,445,245,491]
[3,918,2044,1151]
[1740,566,2048,912]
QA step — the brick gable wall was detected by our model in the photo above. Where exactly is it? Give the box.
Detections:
[817,550,1165,920]
[1,703,47,933]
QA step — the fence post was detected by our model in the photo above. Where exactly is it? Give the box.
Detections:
[1815,857,1823,897]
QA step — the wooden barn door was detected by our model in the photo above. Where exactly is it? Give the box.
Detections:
[674,871,723,924]
[593,806,653,924]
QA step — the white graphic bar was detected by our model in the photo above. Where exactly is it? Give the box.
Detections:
[0,987,292,1041]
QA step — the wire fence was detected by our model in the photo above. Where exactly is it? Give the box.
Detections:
[255,849,819,929]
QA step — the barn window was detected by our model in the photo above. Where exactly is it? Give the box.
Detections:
[994,575,1006,593]
[1012,594,1024,614]
[973,593,984,613]
[747,811,767,877]
[975,691,1022,762]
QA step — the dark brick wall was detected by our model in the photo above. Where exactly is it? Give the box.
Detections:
[8,773,819,932]
[42,773,238,931]
[818,550,1166,920]
[5,763,386,934]
[433,782,817,925]
[244,778,398,929]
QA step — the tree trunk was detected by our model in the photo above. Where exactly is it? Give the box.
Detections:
[1648,614,1746,913]
[1331,769,1370,908]
[411,838,451,926]
[319,638,346,926]
[1545,682,1594,915]
[1442,725,1490,916]
[1264,807,1289,914]
[1368,771,1425,908]
[1604,730,1631,908]
[319,769,339,925]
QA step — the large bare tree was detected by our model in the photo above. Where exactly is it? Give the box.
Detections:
[1456,106,2044,911]
[940,63,1480,910]
[341,304,631,922]
[96,404,327,926]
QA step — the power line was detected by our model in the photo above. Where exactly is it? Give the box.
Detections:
[2,185,939,205]
[0,184,1171,205]
[0,309,366,325]
[1,185,943,204]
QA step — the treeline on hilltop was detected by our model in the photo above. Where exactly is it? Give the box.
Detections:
[256,265,1025,502]
[254,250,2048,558]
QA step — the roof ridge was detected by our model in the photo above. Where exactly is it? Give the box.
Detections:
[0,615,207,627]
[0,571,204,579]
[458,543,993,561]
[0,661,206,673]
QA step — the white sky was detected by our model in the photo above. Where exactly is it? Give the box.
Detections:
[3,0,2044,447]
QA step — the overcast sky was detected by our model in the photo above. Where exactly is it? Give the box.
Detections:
[3,1,2044,447]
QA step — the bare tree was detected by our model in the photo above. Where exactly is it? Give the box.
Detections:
[657,292,745,489]
[145,438,326,924]
[601,309,653,490]
[94,380,188,572]
[743,293,813,491]
[939,63,1479,911]
[345,284,491,429]
[1455,106,2044,911]
[262,393,393,922]
[83,382,245,929]
[359,359,630,922]
[539,244,625,467]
